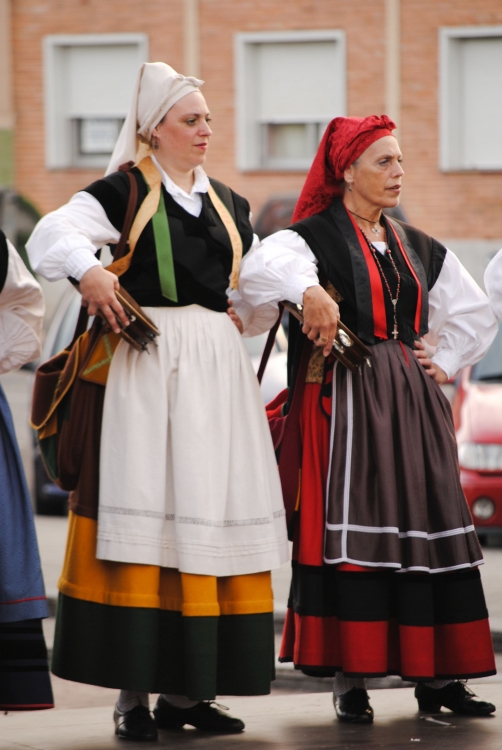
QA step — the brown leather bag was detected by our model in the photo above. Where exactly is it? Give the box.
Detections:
[30,165,145,503]
[257,302,371,537]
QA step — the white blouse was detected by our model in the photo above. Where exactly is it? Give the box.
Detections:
[0,240,44,374]
[26,157,260,331]
[237,229,498,380]
[484,248,502,321]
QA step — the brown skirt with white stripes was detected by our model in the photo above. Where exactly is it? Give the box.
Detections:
[323,339,481,572]
[279,340,494,679]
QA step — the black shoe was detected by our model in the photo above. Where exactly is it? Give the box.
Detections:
[114,704,158,741]
[153,695,245,733]
[333,688,374,724]
[415,682,496,716]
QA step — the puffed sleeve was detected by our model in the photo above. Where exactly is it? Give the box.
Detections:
[0,238,45,374]
[484,247,502,320]
[26,191,121,282]
[425,249,498,379]
[236,229,320,336]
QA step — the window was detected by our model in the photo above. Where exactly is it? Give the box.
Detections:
[235,31,346,171]
[440,26,502,171]
[44,33,148,169]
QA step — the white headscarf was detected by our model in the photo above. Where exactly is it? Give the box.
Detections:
[106,62,204,175]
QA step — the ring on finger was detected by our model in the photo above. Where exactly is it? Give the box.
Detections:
[319,336,328,343]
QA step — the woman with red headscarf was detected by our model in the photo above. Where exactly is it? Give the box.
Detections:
[238,116,498,723]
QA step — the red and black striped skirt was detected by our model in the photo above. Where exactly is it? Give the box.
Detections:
[0,619,53,710]
[279,359,496,681]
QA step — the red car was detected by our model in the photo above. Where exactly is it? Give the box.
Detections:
[452,324,502,542]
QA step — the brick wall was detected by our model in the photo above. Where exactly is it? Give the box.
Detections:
[399,0,502,238]
[197,0,386,220]
[12,0,184,216]
[12,0,502,240]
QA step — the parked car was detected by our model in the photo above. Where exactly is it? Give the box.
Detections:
[253,193,409,240]
[253,193,299,240]
[34,286,287,514]
[452,323,502,542]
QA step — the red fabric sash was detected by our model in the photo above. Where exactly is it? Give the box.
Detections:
[345,208,423,339]
[387,222,423,334]
[346,209,388,339]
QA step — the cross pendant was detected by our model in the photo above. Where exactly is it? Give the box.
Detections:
[392,327,398,339]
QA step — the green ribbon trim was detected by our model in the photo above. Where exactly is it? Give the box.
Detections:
[152,187,178,302]
[82,334,114,377]
[141,174,178,303]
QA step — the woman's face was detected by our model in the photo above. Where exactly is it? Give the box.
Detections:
[344,135,404,209]
[152,91,212,172]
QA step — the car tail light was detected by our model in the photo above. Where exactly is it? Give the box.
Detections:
[471,497,496,521]
[458,442,502,470]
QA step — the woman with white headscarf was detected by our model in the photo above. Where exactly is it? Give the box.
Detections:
[27,62,288,742]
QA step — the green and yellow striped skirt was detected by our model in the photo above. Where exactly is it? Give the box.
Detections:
[52,512,276,699]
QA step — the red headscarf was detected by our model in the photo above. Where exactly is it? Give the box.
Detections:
[292,115,396,222]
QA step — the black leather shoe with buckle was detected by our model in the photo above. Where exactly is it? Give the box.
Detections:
[113,704,158,741]
[153,696,245,733]
[415,682,496,716]
[333,688,374,724]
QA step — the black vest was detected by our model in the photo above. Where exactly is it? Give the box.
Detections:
[0,230,8,294]
[286,197,447,386]
[83,168,254,311]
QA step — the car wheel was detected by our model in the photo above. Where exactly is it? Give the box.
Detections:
[34,446,68,516]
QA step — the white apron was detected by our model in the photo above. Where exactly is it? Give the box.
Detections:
[96,305,288,576]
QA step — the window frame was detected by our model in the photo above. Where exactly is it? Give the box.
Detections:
[439,25,502,172]
[234,29,346,172]
[43,33,149,170]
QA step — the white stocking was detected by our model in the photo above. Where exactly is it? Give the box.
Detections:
[161,693,199,709]
[333,672,367,696]
[423,680,454,689]
[116,690,150,712]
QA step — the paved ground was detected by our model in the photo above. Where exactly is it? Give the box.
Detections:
[1,687,502,749]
